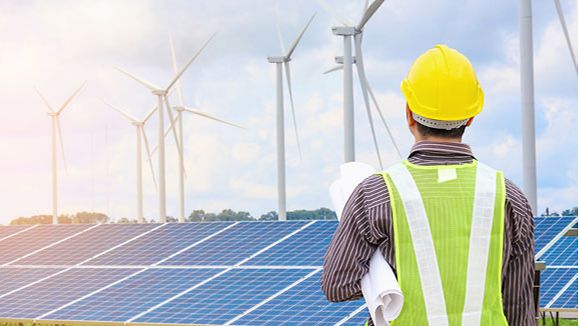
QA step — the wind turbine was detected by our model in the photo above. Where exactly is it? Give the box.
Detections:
[104,102,158,223]
[553,0,578,73]
[165,37,245,223]
[267,14,315,221]
[36,82,86,225]
[319,0,400,168]
[115,33,215,223]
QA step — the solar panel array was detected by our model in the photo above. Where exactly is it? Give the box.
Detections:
[0,216,576,325]
[534,216,578,312]
[0,221,368,325]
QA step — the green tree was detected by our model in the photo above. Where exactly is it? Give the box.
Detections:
[561,207,578,216]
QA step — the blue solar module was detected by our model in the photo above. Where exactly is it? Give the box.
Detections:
[134,268,313,325]
[243,221,337,266]
[235,272,365,325]
[0,267,63,296]
[540,236,578,266]
[0,225,33,241]
[0,268,136,319]
[16,224,157,265]
[534,217,576,253]
[44,268,223,322]
[87,222,233,265]
[550,274,578,309]
[0,225,92,264]
[347,309,373,325]
[540,268,578,308]
[161,221,309,266]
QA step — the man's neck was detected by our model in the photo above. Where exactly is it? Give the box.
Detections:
[414,136,463,143]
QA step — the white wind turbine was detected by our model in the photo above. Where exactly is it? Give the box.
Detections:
[104,102,158,223]
[318,0,401,167]
[267,14,315,221]
[115,33,215,223]
[36,82,86,225]
[164,37,245,223]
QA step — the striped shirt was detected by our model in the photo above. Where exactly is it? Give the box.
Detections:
[322,140,535,325]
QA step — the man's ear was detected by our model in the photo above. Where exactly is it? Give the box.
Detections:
[406,104,416,127]
[466,117,474,127]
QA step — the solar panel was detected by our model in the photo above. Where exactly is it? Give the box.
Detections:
[87,222,233,265]
[534,217,576,253]
[540,267,578,308]
[0,224,92,264]
[44,268,223,322]
[234,271,365,326]
[133,268,314,325]
[0,267,136,319]
[0,225,34,241]
[15,224,158,265]
[242,221,337,266]
[0,267,63,296]
[540,236,578,266]
[160,221,310,266]
[549,274,578,309]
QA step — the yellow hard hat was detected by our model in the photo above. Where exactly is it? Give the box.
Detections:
[401,44,484,121]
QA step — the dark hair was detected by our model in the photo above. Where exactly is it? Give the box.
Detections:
[415,122,467,139]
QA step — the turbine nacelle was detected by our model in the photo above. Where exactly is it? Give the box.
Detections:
[335,56,357,64]
[331,26,358,36]
[267,56,290,64]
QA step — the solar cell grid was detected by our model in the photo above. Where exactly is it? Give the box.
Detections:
[0,224,92,265]
[243,221,337,266]
[534,217,575,253]
[44,268,223,322]
[235,272,366,326]
[161,221,310,266]
[134,268,313,325]
[550,274,578,309]
[87,222,232,265]
[540,236,578,266]
[0,225,34,241]
[540,268,578,307]
[16,224,157,265]
[0,267,63,296]
[0,268,137,319]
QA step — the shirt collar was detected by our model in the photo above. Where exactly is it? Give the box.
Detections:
[408,140,476,159]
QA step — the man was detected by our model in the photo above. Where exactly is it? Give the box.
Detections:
[322,45,535,325]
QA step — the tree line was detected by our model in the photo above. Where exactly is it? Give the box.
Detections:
[7,208,337,225]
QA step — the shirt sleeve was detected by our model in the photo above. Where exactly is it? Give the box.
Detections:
[321,177,383,302]
[502,179,536,325]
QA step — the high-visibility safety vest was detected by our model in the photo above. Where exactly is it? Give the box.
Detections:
[377,160,508,326]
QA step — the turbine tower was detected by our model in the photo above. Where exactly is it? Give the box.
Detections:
[115,33,215,222]
[105,102,158,223]
[36,82,86,224]
[319,0,400,168]
[267,14,315,221]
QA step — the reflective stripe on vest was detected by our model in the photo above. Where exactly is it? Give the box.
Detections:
[380,160,507,326]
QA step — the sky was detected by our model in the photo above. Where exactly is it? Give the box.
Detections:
[0,0,576,224]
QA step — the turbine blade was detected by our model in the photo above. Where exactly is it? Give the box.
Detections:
[554,0,578,72]
[57,81,86,114]
[360,0,369,23]
[354,34,383,169]
[164,96,184,163]
[323,65,344,74]
[166,32,216,92]
[56,117,68,175]
[276,19,287,55]
[315,0,352,26]
[182,107,245,129]
[115,66,160,91]
[143,105,158,123]
[35,88,54,112]
[367,81,402,160]
[141,126,158,191]
[357,0,385,31]
[286,13,316,58]
[102,100,139,123]
[283,62,302,160]
[169,36,186,107]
